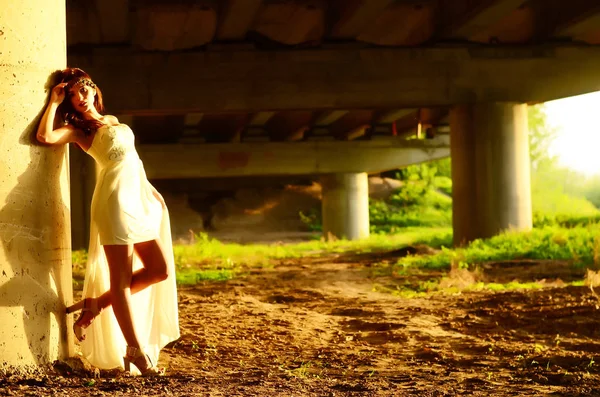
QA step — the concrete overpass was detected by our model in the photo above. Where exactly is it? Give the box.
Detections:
[2,0,600,369]
[64,0,600,247]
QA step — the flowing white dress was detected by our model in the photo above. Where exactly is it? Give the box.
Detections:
[80,123,180,370]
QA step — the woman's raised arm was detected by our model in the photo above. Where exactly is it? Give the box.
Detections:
[36,83,77,145]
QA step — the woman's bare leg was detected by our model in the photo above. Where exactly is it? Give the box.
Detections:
[103,244,141,349]
[79,239,169,312]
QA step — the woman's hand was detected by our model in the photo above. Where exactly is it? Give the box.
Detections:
[50,82,68,105]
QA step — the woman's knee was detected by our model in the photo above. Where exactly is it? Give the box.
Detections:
[135,239,169,283]
[150,266,168,283]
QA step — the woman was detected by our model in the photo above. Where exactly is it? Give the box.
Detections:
[36,68,180,376]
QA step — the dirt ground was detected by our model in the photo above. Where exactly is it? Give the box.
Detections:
[3,250,600,396]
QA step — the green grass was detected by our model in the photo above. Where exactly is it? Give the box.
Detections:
[532,176,600,217]
[176,268,236,285]
[72,207,600,290]
[72,228,453,288]
[72,223,600,288]
[394,225,600,271]
[173,229,452,269]
[376,279,586,298]
[369,182,453,232]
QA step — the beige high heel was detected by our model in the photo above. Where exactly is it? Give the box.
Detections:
[66,297,101,342]
[123,346,164,377]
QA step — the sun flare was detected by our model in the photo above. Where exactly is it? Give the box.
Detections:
[544,91,600,176]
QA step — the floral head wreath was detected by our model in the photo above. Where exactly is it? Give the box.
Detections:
[66,77,96,92]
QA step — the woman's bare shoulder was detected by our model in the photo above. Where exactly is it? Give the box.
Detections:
[103,115,120,125]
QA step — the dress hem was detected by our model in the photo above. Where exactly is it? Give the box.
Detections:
[99,235,159,246]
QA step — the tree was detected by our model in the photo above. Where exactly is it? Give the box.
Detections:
[528,104,558,171]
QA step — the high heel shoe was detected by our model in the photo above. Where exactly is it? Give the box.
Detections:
[123,346,164,377]
[66,297,101,342]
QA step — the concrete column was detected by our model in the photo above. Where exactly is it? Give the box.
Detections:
[69,146,96,250]
[450,103,532,245]
[0,0,73,370]
[450,106,480,246]
[321,173,370,240]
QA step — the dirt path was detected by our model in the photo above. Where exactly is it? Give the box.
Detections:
[3,253,600,396]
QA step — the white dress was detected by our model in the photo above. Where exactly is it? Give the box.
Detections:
[80,123,180,370]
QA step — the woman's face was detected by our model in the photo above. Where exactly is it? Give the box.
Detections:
[68,82,96,113]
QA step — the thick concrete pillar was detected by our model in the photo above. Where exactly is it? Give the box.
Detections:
[449,107,480,246]
[0,0,73,370]
[70,146,96,250]
[321,173,370,240]
[450,103,532,246]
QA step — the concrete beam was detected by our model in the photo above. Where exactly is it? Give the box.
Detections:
[70,46,600,113]
[444,0,525,39]
[217,0,263,41]
[314,110,350,126]
[184,113,204,126]
[249,111,276,126]
[331,0,395,38]
[328,109,373,140]
[554,5,600,39]
[138,136,450,179]
[94,0,129,43]
[133,3,217,50]
[357,1,435,46]
[199,114,248,143]
[252,0,325,45]
[265,111,313,141]
[376,109,418,124]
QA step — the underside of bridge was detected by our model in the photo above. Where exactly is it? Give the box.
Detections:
[64,0,600,247]
[64,0,600,246]
[2,0,600,368]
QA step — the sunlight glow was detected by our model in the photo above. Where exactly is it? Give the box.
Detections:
[544,91,600,176]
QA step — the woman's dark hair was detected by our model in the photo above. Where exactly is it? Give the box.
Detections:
[56,68,106,136]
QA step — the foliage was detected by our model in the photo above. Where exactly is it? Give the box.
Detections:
[433,176,452,197]
[395,224,600,271]
[173,229,451,266]
[71,228,454,289]
[299,208,322,232]
[533,212,600,228]
[299,159,454,234]
[394,158,451,183]
[367,159,453,232]
[574,175,600,210]
[528,104,559,171]
[169,229,453,286]
[531,160,598,215]
[370,186,452,233]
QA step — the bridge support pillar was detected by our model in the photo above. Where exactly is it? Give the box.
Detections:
[321,173,370,240]
[450,103,532,246]
[0,0,73,370]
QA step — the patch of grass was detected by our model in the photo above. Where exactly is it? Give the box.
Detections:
[395,225,600,271]
[72,250,87,279]
[174,229,452,269]
[533,212,600,228]
[176,268,236,286]
[532,181,600,217]
[72,228,453,288]
[369,185,453,232]
[482,281,544,291]
[381,279,589,298]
